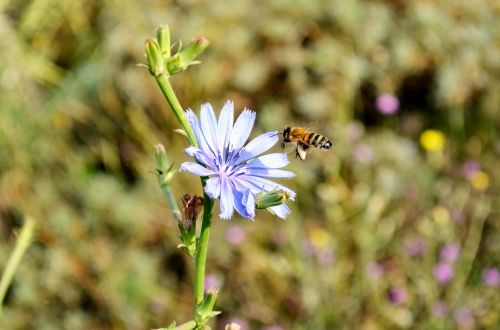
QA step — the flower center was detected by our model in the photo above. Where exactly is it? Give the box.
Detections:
[217,164,229,176]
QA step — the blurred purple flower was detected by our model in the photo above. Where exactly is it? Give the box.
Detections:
[433,301,448,318]
[317,249,336,266]
[440,244,460,263]
[375,93,400,116]
[150,299,166,313]
[228,318,248,330]
[404,184,420,200]
[482,267,500,287]
[261,326,285,330]
[345,122,363,141]
[302,239,315,256]
[204,274,220,292]
[451,209,465,223]
[454,307,474,328]
[180,101,295,220]
[272,228,288,246]
[461,160,480,179]
[366,262,383,281]
[433,262,454,284]
[225,225,247,245]
[388,287,408,305]
[353,144,374,163]
[404,238,427,257]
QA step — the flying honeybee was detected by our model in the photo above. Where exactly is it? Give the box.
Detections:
[281,126,333,160]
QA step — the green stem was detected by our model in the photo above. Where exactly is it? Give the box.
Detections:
[155,74,198,148]
[0,217,35,316]
[160,183,182,224]
[194,195,214,309]
[175,320,197,330]
[153,73,216,325]
[155,144,183,229]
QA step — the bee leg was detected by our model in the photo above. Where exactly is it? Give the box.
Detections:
[296,144,307,160]
[281,141,285,149]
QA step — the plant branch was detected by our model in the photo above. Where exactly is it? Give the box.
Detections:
[194,195,214,309]
[155,74,197,148]
[0,217,35,316]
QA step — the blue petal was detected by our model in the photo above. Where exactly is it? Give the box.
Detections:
[238,175,296,200]
[232,189,254,219]
[246,153,289,169]
[244,191,255,219]
[185,146,198,157]
[268,204,291,219]
[204,177,221,199]
[236,131,279,163]
[219,178,234,220]
[186,109,216,158]
[217,101,234,157]
[180,162,215,176]
[229,109,255,153]
[231,176,259,193]
[240,168,295,178]
[184,147,217,170]
[200,103,220,156]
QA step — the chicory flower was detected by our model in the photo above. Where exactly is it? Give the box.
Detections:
[180,101,295,220]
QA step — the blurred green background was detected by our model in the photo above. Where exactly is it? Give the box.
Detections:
[0,0,499,329]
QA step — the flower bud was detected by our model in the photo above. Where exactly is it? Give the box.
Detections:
[156,24,171,57]
[166,36,209,74]
[155,144,175,187]
[179,36,209,64]
[145,39,165,77]
[144,25,209,76]
[255,189,291,209]
[195,289,221,324]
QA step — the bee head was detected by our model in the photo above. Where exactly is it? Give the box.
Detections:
[283,126,291,140]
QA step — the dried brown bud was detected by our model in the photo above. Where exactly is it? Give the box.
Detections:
[181,194,204,229]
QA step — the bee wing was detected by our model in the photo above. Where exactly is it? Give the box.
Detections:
[285,121,320,131]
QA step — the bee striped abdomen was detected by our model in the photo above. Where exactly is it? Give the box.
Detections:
[318,136,332,149]
[305,132,315,145]
[311,134,320,146]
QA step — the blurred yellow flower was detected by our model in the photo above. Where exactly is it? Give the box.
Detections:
[309,228,330,248]
[420,129,446,151]
[432,206,450,225]
[469,170,490,191]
